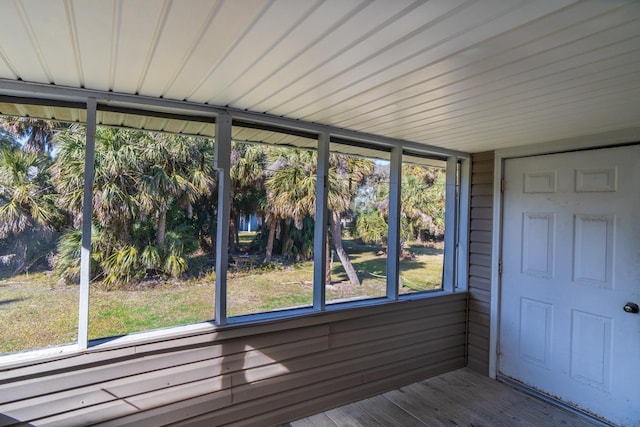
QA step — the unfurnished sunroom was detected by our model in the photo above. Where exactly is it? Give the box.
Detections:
[0,1,639,426]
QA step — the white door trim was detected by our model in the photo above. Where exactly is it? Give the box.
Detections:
[488,126,640,379]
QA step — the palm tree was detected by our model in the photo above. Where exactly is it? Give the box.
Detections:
[230,142,266,253]
[54,126,141,238]
[325,154,374,285]
[263,149,371,285]
[137,132,214,250]
[0,116,62,154]
[263,148,316,263]
[354,163,446,252]
[0,145,61,274]
[52,126,215,287]
[400,165,445,241]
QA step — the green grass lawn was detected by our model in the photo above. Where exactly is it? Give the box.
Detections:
[0,238,443,354]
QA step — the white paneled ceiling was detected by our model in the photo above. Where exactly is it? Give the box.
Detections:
[0,0,639,152]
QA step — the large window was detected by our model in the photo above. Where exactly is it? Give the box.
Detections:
[399,155,446,295]
[227,142,315,317]
[0,116,80,353]
[79,126,217,339]
[326,147,389,304]
[0,103,468,358]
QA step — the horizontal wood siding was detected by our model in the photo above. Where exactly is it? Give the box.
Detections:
[0,293,466,427]
[467,151,494,375]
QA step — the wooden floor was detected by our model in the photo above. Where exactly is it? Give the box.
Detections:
[284,368,602,427]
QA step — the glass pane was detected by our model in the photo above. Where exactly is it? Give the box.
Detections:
[327,149,389,304]
[0,116,79,354]
[58,124,218,340]
[227,142,314,317]
[398,158,445,294]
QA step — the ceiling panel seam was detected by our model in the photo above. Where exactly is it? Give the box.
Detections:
[276,0,530,118]
[184,0,274,100]
[135,0,172,95]
[14,0,54,83]
[242,0,429,112]
[310,2,628,127]
[64,0,84,88]
[225,0,371,107]
[159,1,223,97]
[220,0,325,96]
[108,0,121,91]
[386,68,640,139]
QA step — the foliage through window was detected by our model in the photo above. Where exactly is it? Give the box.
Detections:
[327,148,389,304]
[227,143,316,316]
[399,157,445,294]
[0,109,458,357]
[0,117,78,353]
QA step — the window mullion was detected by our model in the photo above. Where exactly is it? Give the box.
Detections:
[443,156,458,292]
[313,132,329,310]
[456,157,471,291]
[386,146,402,300]
[214,113,232,326]
[78,98,97,349]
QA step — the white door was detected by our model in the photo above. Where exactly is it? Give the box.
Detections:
[499,145,640,426]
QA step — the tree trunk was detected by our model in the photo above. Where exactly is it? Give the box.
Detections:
[325,232,331,285]
[10,239,27,276]
[228,213,237,254]
[264,221,276,263]
[282,219,291,258]
[330,211,360,285]
[156,203,167,250]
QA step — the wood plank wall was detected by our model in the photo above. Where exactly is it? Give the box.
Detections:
[0,293,466,427]
[466,151,494,374]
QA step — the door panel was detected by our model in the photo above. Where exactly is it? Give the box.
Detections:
[499,145,640,426]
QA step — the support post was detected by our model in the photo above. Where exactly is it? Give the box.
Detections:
[215,112,232,325]
[313,132,329,310]
[443,156,458,292]
[78,98,97,349]
[456,157,471,291]
[386,146,402,300]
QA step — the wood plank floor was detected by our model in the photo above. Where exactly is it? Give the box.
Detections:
[283,368,602,427]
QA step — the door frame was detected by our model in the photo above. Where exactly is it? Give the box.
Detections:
[488,126,640,379]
